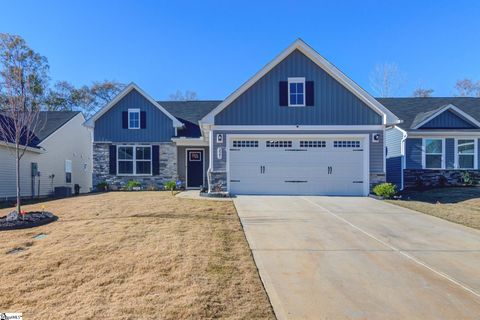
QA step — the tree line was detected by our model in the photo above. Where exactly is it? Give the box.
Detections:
[370,62,480,98]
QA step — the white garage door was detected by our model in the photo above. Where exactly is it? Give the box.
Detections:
[228,137,367,196]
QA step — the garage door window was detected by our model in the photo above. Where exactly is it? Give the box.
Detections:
[233,140,258,148]
[334,140,360,148]
[266,140,292,148]
[300,141,326,148]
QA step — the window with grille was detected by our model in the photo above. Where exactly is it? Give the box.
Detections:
[333,140,360,148]
[232,140,258,148]
[266,140,293,148]
[300,141,326,148]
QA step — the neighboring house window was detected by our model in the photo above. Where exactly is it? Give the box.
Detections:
[117,145,152,175]
[424,139,444,169]
[65,160,72,183]
[288,77,305,107]
[456,139,476,169]
[128,109,140,129]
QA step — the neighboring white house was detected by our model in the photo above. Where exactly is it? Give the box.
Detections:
[0,111,92,200]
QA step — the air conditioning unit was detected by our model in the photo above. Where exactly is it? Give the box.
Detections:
[372,133,380,143]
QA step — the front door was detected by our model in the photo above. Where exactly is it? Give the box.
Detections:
[187,149,204,188]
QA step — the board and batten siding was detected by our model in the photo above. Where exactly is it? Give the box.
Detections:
[421,110,475,129]
[211,130,384,173]
[385,127,404,188]
[94,88,175,142]
[214,50,382,126]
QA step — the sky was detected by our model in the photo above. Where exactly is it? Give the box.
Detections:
[1,0,480,100]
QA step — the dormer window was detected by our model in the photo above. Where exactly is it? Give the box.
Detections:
[128,109,140,129]
[288,77,305,107]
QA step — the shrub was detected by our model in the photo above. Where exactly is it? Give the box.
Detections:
[125,180,142,191]
[373,183,397,199]
[461,171,474,186]
[96,182,108,192]
[164,180,177,195]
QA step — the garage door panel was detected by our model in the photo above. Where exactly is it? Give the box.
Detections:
[229,137,367,196]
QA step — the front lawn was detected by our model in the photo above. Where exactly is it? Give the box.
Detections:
[387,187,480,230]
[0,192,274,319]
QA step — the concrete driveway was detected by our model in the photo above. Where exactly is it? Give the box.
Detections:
[234,196,480,320]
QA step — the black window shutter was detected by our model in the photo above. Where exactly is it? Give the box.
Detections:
[140,111,147,129]
[152,145,160,175]
[122,111,128,129]
[109,145,117,175]
[306,81,314,106]
[279,81,288,106]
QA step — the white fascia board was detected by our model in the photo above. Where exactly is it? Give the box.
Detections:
[408,131,480,137]
[411,104,480,129]
[84,83,183,128]
[200,39,400,126]
[211,125,384,131]
[171,137,209,146]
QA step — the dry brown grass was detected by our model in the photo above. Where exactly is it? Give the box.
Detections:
[387,187,480,230]
[0,192,274,319]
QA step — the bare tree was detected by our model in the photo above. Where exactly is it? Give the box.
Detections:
[454,79,480,97]
[46,80,125,118]
[369,63,404,97]
[169,89,198,101]
[413,87,434,97]
[0,33,49,215]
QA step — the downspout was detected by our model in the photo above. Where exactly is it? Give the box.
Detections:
[397,127,408,191]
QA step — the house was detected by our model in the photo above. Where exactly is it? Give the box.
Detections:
[382,98,480,190]
[87,39,400,196]
[0,111,92,200]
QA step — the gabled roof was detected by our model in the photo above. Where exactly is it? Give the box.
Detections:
[35,111,81,141]
[0,111,79,148]
[160,100,221,137]
[201,38,400,126]
[378,97,480,131]
[84,83,183,128]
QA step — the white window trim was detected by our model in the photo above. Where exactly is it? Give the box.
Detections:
[117,145,152,176]
[422,138,445,169]
[128,108,141,129]
[287,77,306,107]
[454,138,477,170]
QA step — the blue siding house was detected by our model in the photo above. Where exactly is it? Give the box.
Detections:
[381,100,480,189]
[200,39,399,196]
[86,39,480,195]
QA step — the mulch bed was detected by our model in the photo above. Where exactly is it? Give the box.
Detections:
[0,211,58,231]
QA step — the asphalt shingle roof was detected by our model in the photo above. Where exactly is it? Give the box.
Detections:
[35,111,80,141]
[0,111,79,147]
[159,100,221,137]
[377,97,480,130]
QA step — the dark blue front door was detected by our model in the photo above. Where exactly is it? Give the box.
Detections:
[187,149,204,188]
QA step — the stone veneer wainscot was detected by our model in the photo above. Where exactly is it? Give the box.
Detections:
[93,142,177,189]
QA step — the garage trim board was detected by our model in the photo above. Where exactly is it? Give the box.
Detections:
[227,134,370,196]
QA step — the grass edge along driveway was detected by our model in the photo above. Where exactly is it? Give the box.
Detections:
[0,192,275,320]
